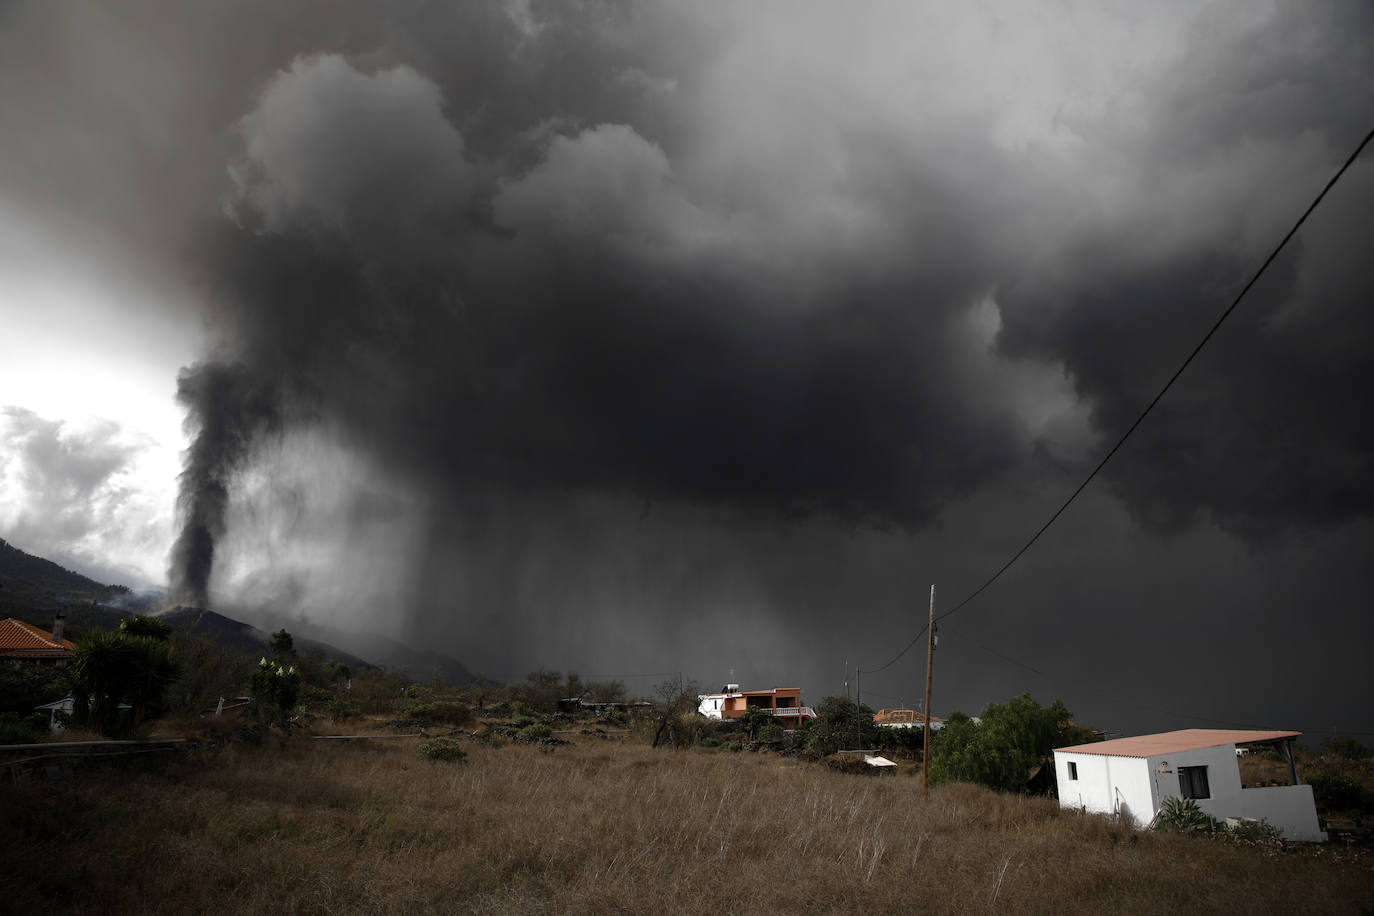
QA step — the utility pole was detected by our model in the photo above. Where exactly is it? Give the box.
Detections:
[844,661,849,704]
[922,584,936,792]
[855,668,862,749]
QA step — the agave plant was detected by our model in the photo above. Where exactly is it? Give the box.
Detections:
[1156,796,1222,833]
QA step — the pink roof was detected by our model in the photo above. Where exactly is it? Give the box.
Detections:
[1056,728,1300,758]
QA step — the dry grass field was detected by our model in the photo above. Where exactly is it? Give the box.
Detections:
[3,725,1371,915]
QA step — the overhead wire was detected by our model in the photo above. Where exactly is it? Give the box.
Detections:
[858,124,1374,679]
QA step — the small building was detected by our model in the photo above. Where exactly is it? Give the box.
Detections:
[873,708,944,730]
[696,684,816,730]
[0,615,76,667]
[1054,729,1327,842]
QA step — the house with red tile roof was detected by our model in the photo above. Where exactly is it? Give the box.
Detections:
[1055,728,1326,842]
[0,615,76,666]
[873,708,944,729]
[696,684,816,730]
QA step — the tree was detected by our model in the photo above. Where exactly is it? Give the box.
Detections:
[649,674,700,749]
[520,667,563,713]
[270,628,295,660]
[738,705,775,741]
[119,615,172,641]
[67,629,183,736]
[250,657,302,726]
[928,694,1075,792]
[804,697,881,756]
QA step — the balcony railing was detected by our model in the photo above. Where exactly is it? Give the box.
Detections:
[773,706,816,718]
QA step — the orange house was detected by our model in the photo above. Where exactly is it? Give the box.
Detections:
[0,615,76,667]
[696,684,816,730]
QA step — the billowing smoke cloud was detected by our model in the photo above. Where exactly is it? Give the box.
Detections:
[0,408,172,585]
[11,1,1373,732]
[169,363,281,606]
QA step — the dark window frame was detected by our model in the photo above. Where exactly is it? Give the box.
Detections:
[1067,761,1078,781]
[1179,765,1210,799]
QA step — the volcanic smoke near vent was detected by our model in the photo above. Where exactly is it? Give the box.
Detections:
[168,362,280,607]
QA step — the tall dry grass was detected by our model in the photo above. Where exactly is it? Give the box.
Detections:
[2,731,1370,914]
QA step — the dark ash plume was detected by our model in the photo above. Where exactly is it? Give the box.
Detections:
[168,362,281,606]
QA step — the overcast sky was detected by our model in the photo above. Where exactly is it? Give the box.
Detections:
[1,1,1371,740]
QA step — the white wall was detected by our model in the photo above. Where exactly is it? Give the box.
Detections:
[697,693,737,719]
[1148,745,1325,841]
[1055,752,1152,824]
[1056,744,1327,842]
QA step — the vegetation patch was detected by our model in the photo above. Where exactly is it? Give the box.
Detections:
[417,736,467,762]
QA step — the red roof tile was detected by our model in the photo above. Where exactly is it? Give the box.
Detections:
[0,618,76,657]
[1056,728,1300,758]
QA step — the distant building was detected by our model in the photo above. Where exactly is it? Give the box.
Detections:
[1054,729,1327,842]
[696,684,816,730]
[0,615,75,667]
[873,708,944,730]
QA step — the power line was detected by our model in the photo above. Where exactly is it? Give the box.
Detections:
[936,125,1373,626]
[859,124,1373,678]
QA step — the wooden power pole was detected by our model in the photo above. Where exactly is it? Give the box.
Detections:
[922,584,936,792]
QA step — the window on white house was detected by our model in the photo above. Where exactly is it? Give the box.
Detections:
[1179,765,1210,799]
[1067,761,1078,780]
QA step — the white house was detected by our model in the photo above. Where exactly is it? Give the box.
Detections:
[1054,729,1327,842]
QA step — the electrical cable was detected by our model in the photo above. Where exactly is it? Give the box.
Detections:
[858,125,1374,679]
[935,125,1373,627]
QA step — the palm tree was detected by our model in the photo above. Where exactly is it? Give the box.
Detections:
[68,630,183,737]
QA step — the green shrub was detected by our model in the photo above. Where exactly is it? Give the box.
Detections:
[1307,772,1361,811]
[327,697,360,722]
[250,657,302,725]
[417,737,467,762]
[821,754,873,775]
[759,722,785,744]
[405,701,472,726]
[1321,737,1369,759]
[519,723,553,741]
[485,700,512,717]
[1155,796,1221,833]
[1225,818,1283,850]
[512,714,537,729]
[723,740,742,753]
[0,711,44,744]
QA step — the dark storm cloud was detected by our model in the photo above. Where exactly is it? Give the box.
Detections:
[190,45,1038,547]
[5,0,1372,735]
[995,1,1374,537]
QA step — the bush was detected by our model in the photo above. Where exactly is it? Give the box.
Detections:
[327,697,360,722]
[821,754,873,775]
[0,711,44,744]
[759,722,785,745]
[512,713,538,729]
[1225,818,1284,852]
[417,737,467,762]
[1321,736,1369,759]
[405,701,472,726]
[519,723,553,741]
[485,700,512,717]
[1155,796,1221,833]
[928,695,1076,792]
[250,658,302,726]
[1307,772,1362,811]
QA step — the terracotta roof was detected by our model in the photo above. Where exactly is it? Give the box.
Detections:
[0,618,76,657]
[1056,728,1300,758]
[873,708,944,725]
